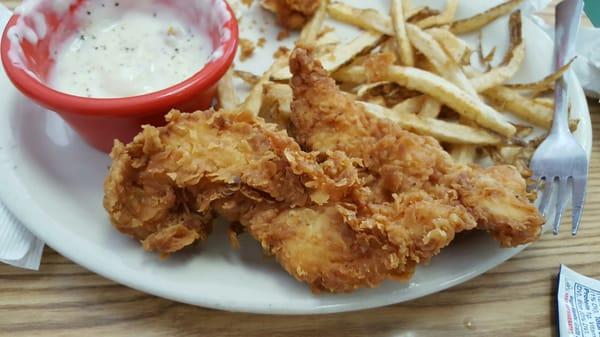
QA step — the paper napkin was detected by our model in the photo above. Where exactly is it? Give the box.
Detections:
[0,4,45,271]
[0,202,45,270]
[525,0,600,98]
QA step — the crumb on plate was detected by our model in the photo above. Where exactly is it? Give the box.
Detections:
[239,38,256,62]
[277,30,291,41]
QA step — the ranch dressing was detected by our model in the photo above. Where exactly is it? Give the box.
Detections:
[47,2,213,98]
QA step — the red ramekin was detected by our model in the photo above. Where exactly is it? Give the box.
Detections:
[1,0,238,153]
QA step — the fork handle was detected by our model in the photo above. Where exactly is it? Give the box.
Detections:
[552,0,583,134]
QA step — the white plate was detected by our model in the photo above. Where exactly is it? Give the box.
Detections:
[0,0,592,314]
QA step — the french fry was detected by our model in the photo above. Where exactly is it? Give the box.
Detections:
[333,64,368,83]
[336,64,516,137]
[533,97,554,109]
[392,95,425,114]
[355,81,393,98]
[379,38,398,54]
[391,0,415,66]
[406,23,477,96]
[505,58,575,93]
[234,70,260,85]
[259,88,290,129]
[450,0,524,34]
[360,101,502,145]
[470,12,525,92]
[242,58,287,115]
[450,145,478,164]
[514,124,534,139]
[353,66,516,136]
[484,145,527,170]
[402,0,411,14]
[384,66,516,136]
[261,82,294,129]
[315,31,340,56]
[355,79,419,107]
[315,30,341,47]
[415,0,459,29]
[327,2,393,35]
[298,0,329,46]
[427,27,472,65]
[419,97,443,118]
[570,119,580,132]
[366,96,387,106]
[483,86,553,128]
[260,0,277,13]
[482,47,497,68]
[326,3,445,38]
[407,7,441,23]
[272,31,383,80]
[264,83,293,115]
[217,67,239,111]
[476,31,493,72]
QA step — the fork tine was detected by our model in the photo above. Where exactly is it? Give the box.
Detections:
[553,178,570,235]
[571,176,587,235]
[538,179,554,217]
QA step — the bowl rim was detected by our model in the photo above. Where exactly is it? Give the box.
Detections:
[0,0,239,117]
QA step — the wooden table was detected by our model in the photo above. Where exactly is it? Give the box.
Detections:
[1,1,598,336]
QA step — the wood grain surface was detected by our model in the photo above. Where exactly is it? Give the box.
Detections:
[0,1,598,336]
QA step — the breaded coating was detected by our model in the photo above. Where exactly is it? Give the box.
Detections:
[104,109,358,254]
[289,48,543,247]
[261,0,320,29]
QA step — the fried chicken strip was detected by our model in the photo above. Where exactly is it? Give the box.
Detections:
[288,48,544,247]
[104,109,358,254]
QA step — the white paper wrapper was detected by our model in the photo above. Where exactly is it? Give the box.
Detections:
[557,265,600,337]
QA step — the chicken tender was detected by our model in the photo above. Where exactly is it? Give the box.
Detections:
[104,109,359,254]
[288,48,543,246]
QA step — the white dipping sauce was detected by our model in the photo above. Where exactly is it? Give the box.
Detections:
[48,2,213,98]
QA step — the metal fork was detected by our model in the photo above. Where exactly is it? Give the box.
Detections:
[529,0,588,235]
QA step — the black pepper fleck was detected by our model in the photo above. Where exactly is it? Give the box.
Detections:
[87,11,91,15]
[115,2,119,6]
